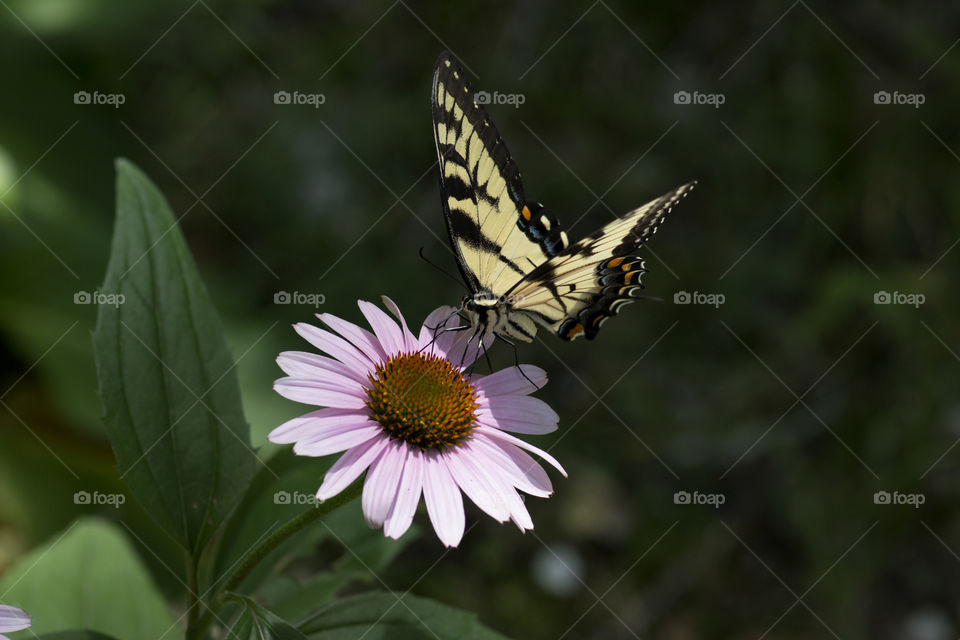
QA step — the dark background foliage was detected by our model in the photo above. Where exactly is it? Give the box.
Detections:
[1,1,958,638]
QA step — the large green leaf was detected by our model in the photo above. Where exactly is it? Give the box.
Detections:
[92,159,257,554]
[35,633,120,640]
[0,518,175,639]
[224,594,308,640]
[299,592,510,640]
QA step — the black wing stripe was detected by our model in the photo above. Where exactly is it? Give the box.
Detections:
[448,209,502,253]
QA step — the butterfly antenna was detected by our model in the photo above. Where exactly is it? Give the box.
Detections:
[418,247,468,292]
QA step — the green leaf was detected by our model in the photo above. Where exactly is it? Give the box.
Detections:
[0,518,175,639]
[92,159,257,554]
[299,592,510,640]
[264,509,420,622]
[35,632,120,640]
[224,594,308,640]
[209,449,335,593]
[209,449,419,610]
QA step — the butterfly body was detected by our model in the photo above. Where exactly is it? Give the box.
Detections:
[432,51,694,343]
[462,290,538,342]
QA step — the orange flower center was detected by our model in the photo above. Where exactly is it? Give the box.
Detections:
[365,352,478,450]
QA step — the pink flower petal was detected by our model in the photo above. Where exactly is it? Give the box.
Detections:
[458,445,533,530]
[474,365,547,397]
[362,439,406,528]
[276,352,368,389]
[268,408,368,444]
[293,418,376,448]
[471,434,553,497]
[274,377,367,410]
[318,312,387,365]
[422,450,465,547]
[0,605,30,633]
[316,435,391,501]
[444,330,494,369]
[477,396,559,434]
[444,447,510,522]
[381,296,417,352]
[418,305,461,351]
[475,426,567,477]
[384,448,423,539]
[294,323,374,376]
[294,424,381,457]
[358,300,406,356]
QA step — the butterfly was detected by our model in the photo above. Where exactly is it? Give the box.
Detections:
[431,51,695,343]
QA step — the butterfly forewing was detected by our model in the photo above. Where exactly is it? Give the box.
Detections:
[431,53,567,296]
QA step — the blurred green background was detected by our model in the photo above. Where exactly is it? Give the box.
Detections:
[1,1,959,638]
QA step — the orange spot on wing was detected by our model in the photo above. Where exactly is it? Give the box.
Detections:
[567,323,584,338]
[521,206,532,221]
[622,262,633,271]
[607,257,624,268]
[624,271,636,284]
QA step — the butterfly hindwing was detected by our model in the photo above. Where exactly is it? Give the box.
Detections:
[431,52,568,295]
[509,182,696,340]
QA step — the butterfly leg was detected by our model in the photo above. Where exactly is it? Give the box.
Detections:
[493,333,542,390]
[460,324,484,373]
[418,324,469,356]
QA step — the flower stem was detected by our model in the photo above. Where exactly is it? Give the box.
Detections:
[187,479,363,640]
